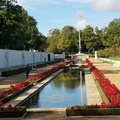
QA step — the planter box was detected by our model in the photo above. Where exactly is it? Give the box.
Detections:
[0,106,26,118]
[66,106,120,116]
[0,84,33,103]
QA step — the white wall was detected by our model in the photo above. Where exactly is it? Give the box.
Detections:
[0,49,54,69]
[54,53,65,60]
[0,50,6,68]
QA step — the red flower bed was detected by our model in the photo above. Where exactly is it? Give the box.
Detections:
[86,59,120,107]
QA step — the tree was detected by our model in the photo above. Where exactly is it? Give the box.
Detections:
[61,26,76,39]
[0,0,24,49]
[57,26,78,54]
[33,32,47,51]
[0,0,47,51]
[81,25,95,52]
[114,36,120,47]
[46,29,61,53]
[103,18,120,48]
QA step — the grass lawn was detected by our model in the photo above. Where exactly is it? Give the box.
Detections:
[107,57,120,61]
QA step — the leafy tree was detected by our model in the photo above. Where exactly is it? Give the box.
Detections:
[57,36,70,54]
[61,26,76,39]
[114,36,120,47]
[57,26,78,54]
[0,0,24,49]
[0,0,46,51]
[33,32,47,51]
[81,25,95,52]
[103,18,120,48]
[94,27,105,50]
[46,29,61,52]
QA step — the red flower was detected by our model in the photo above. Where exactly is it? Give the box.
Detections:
[7,104,12,108]
[0,102,3,106]
[15,105,21,108]
[76,105,81,108]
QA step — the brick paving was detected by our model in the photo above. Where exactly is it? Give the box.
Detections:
[1,58,120,120]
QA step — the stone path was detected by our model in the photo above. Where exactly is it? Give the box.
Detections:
[0,62,61,93]
[85,68,102,105]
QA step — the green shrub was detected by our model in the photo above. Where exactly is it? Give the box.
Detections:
[2,67,27,77]
[97,47,120,58]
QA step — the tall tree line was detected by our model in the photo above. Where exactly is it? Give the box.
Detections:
[0,0,46,51]
[46,18,120,55]
[1,0,120,54]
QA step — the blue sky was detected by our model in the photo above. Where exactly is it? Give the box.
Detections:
[16,0,120,36]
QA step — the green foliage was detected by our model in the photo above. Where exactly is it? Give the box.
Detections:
[46,26,78,55]
[97,47,120,58]
[108,57,120,61]
[103,18,120,48]
[2,66,29,77]
[46,29,61,52]
[0,0,46,51]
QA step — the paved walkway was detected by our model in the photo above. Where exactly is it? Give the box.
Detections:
[0,62,62,92]
[85,68,102,105]
[1,58,120,120]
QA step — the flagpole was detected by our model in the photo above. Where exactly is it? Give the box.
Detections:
[79,29,81,54]
[78,16,81,54]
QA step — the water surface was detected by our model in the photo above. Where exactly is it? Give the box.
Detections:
[24,70,87,108]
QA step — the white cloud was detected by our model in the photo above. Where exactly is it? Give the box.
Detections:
[91,0,120,12]
[16,0,60,10]
[66,0,120,12]
[74,10,90,30]
[66,0,95,3]
[74,19,89,30]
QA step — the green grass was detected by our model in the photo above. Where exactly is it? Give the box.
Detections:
[107,57,120,61]
[99,57,120,65]
[99,59,114,65]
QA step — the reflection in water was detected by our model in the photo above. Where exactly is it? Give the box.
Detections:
[52,70,80,90]
[23,70,87,108]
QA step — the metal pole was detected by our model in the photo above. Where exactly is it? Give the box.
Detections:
[79,30,81,54]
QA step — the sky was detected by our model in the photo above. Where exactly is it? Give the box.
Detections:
[16,0,120,36]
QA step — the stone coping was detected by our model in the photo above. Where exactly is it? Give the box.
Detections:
[27,108,66,112]
[85,68,103,105]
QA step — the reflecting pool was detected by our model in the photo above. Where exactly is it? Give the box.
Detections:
[23,70,87,108]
